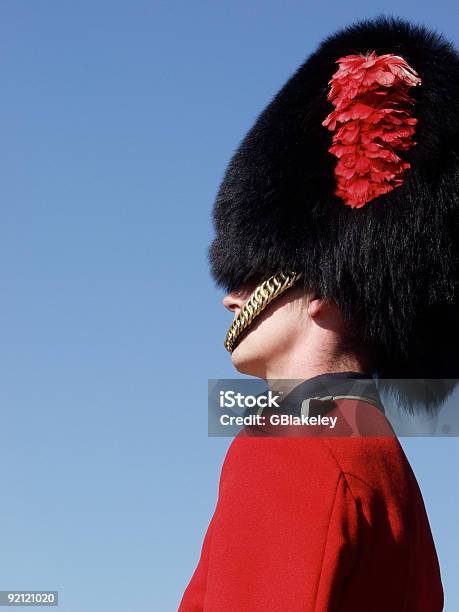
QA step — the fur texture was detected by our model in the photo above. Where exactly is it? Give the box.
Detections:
[209,16,459,408]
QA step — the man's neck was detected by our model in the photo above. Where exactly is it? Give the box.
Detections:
[264,359,369,396]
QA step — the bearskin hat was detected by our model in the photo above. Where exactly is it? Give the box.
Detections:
[209,16,459,410]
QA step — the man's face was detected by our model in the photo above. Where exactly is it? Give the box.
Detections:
[222,283,313,378]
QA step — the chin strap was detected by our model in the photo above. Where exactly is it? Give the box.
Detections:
[224,271,302,353]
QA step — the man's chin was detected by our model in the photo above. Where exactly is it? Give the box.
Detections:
[230,340,263,377]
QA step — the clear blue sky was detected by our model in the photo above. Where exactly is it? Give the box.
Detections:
[1,2,458,611]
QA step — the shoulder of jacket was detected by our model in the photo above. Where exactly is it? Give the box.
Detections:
[218,433,343,494]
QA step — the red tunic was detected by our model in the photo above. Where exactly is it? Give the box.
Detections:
[179,394,444,611]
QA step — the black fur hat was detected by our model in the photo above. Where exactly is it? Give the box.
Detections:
[209,16,459,408]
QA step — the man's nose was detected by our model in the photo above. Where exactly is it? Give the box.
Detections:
[222,287,253,313]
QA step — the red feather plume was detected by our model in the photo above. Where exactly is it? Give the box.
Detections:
[322,52,422,208]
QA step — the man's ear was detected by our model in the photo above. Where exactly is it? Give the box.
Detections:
[307,297,325,318]
[308,297,346,334]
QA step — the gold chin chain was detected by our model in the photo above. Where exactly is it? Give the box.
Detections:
[224,271,302,353]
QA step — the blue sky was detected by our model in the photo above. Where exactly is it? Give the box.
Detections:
[1,2,458,610]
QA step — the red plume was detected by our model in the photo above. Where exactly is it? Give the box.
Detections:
[322,52,422,208]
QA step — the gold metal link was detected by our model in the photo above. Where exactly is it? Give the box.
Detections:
[224,271,302,352]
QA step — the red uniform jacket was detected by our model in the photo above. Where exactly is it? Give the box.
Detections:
[179,378,444,611]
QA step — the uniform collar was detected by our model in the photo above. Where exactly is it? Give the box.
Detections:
[278,370,384,416]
